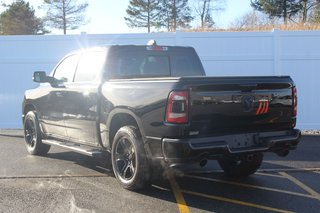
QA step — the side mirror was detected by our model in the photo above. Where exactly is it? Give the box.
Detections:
[33,71,48,83]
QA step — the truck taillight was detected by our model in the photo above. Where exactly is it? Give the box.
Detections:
[166,91,189,124]
[293,87,297,116]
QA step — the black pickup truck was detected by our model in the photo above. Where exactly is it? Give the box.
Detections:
[22,42,300,190]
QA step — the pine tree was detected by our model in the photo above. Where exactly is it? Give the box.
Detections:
[251,0,302,24]
[160,0,193,32]
[42,0,88,35]
[125,0,162,33]
[0,0,47,35]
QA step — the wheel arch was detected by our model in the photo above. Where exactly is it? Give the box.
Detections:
[104,108,146,151]
[22,102,37,123]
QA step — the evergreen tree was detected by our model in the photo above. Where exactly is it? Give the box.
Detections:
[125,0,162,33]
[251,0,302,24]
[0,0,47,35]
[160,0,193,32]
[42,0,88,35]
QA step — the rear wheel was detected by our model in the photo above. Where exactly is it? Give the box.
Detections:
[111,126,150,190]
[218,153,263,178]
[23,111,50,155]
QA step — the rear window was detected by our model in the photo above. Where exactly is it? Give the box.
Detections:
[107,46,204,78]
[170,54,204,76]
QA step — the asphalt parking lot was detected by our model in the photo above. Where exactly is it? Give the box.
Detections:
[0,130,319,213]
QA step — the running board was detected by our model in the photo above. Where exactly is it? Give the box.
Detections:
[42,139,104,157]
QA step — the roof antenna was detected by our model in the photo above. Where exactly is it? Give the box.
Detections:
[147,40,157,46]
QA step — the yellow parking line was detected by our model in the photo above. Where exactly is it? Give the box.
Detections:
[152,184,171,192]
[259,168,320,173]
[255,172,286,178]
[279,172,320,200]
[182,189,294,213]
[168,175,190,213]
[185,174,315,199]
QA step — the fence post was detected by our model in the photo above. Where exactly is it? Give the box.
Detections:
[273,28,281,75]
[175,30,183,46]
[80,31,88,48]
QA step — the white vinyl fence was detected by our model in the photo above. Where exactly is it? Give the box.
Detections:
[0,30,319,129]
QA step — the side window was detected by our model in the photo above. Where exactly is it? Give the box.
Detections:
[74,51,106,82]
[54,54,79,82]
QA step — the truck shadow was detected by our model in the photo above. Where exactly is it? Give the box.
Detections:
[41,134,320,212]
[44,149,320,212]
[45,151,114,176]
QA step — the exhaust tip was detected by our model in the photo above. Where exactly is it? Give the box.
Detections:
[276,150,290,157]
[200,159,208,167]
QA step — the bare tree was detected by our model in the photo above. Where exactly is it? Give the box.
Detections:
[192,0,225,29]
[312,0,320,22]
[229,10,279,30]
[42,0,88,34]
[301,0,320,23]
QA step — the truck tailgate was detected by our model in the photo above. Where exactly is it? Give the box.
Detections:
[183,76,295,135]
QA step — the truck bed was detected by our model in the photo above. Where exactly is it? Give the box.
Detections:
[103,75,296,138]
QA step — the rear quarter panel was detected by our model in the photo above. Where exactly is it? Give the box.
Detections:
[100,78,185,140]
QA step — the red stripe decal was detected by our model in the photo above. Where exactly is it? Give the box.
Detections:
[260,101,266,115]
[256,101,263,115]
[263,101,269,114]
[256,100,269,115]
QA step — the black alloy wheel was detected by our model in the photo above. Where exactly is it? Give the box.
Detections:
[23,111,50,155]
[24,117,36,149]
[114,137,136,181]
[111,126,150,190]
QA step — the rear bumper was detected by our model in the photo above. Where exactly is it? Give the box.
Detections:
[161,129,301,166]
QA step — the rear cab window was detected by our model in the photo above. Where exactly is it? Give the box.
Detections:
[106,46,205,79]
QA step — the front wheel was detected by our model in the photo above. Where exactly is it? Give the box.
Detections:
[23,111,50,155]
[111,126,150,190]
[218,153,263,178]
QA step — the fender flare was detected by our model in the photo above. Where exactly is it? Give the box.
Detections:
[100,108,147,150]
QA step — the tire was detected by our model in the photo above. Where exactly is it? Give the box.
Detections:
[218,153,263,178]
[23,111,51,155]
[111,126,150,190]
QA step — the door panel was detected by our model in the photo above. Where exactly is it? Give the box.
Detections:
[40,54,79,140]
[34,84,67,139]
[41,88,68,139]
[63,83,99,145]
[63,50,106,145]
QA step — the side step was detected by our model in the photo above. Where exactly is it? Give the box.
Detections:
[42,139,105,157]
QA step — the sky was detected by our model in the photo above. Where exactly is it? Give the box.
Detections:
[1,0,253,34]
